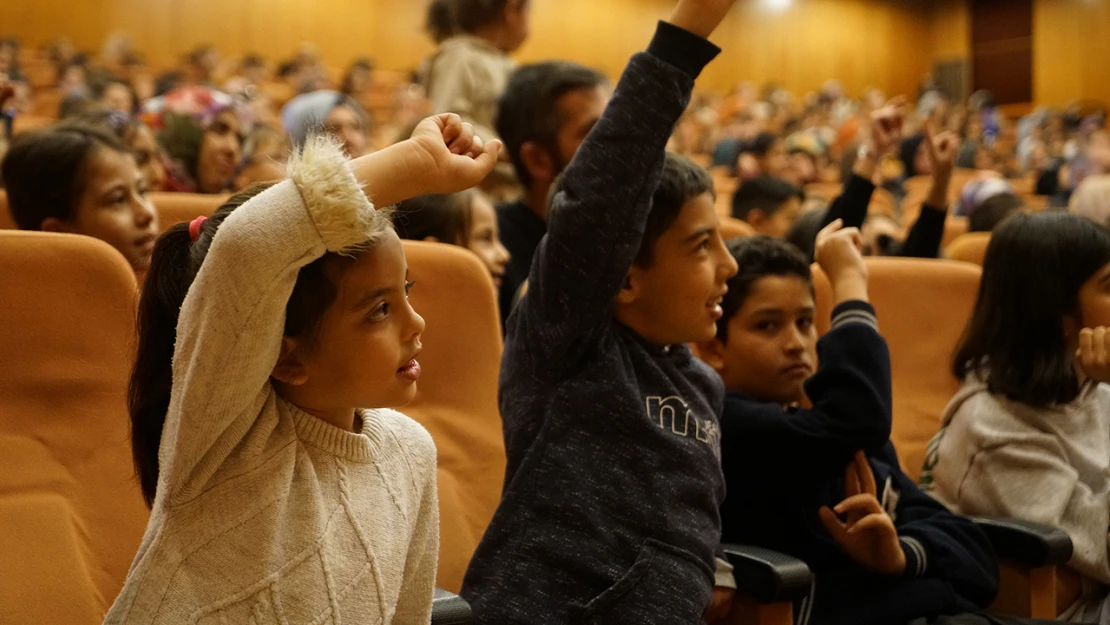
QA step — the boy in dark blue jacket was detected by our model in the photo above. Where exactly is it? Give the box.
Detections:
[461,1,743,623]
[696,229,1011,625]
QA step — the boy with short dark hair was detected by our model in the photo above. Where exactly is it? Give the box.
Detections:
[731,174,805,238]
[461,1,741,622]
[696,229,1005,625]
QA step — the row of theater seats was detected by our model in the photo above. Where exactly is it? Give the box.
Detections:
[0,188,1072,624]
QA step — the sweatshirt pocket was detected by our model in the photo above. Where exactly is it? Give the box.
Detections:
[573,539,713,625]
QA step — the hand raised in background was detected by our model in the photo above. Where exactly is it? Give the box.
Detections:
[667,0,741,39]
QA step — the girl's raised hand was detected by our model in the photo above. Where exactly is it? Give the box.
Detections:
[408,113,502,195]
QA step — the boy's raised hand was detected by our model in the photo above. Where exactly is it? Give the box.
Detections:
[868,96,906,156]
[819,451,906,576]
[1077,327,1110,385]
[668,0,740,38]
[814,219,869,303]
[409,113,502,194]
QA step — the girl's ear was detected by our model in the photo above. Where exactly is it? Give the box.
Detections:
[271,337,309,386]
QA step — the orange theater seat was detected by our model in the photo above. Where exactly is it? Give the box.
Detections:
[941,216,970,250]
[400,241,507,593]
[812,258,981,476]
[150,192,229,233]
[0,231,149,623]
[944,232,992,266]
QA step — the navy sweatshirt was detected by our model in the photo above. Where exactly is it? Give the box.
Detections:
[719,302,999,625]
[461,23,725,625]
[821,174,948,258]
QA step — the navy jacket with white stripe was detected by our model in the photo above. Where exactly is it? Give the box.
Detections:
[719,301,999,625]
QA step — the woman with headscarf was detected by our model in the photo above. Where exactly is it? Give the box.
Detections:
[281,90,371,158]
[141,86,248,194]
[1070,174,1110,228]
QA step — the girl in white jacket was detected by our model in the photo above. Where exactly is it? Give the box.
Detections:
[922,211,1110,623]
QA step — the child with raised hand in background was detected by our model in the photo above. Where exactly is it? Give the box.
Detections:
[698,226,1002,625]
[106,114,501,624]
[461,1,741,623]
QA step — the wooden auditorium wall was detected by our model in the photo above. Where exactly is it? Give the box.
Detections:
[8,0,935,96]
[1032,0,1110,106]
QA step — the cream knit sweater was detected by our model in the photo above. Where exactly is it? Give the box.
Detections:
[104,139,439,624]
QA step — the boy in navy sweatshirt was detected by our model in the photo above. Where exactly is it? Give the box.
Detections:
[460,1,742,623]
[696,229,1005,625]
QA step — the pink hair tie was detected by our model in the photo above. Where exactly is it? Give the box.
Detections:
[188,216,208,242]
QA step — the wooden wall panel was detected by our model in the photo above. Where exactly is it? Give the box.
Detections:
[1033,0,1110,106]
[1,0,944,96]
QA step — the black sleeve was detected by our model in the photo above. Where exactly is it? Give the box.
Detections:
[876,444,1000,612]
[893,204,947,259]
[722,301,892,470]
[511,22,720,369]
[820,174,876,231]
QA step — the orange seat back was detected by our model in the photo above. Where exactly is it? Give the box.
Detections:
[401,241,506,593]
[941,216,970,250]
[944,232,992,266]
[150,192,229,233]
[812,258,981,477]
[0,231,149,621]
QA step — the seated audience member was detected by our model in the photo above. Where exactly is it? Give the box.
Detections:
[698,231,1004,625]
[1070,174,1110,228]
[72,109,169,192]
[142,86,247,193]
[922,211,1110,623]
[222,54,267,95]
[393,190,511,289]
[1,122,159,272]
[968,192,1024,233]
[234,125,290,189]
[731,174,804,238]
[955,177,1012,217]
[282,90,371,158]
[737,131,789,181]
[91,76,138,114]
[340,58,374,98]
[494,60,609,321]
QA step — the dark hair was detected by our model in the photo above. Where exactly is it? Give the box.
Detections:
[954,212,1110,407]
[731,175,803,221]
[744,132,779,158]
[392,191,474,246]
[1,123,130,230]
[455,0,526,33]
[129,182,370,506]
[899,134,926,178]
[495,61,607,189]
[340,58,374,95]
[716,236,813,343]
[784,207,827,259]
[90,75,138,113]
[426,0,458,43]
[969,192,1025,233]
[634,152,715,267]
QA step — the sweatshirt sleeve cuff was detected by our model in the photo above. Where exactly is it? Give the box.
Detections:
[900,536,928,578]
[830,301,879,333]
[647,21,722,79]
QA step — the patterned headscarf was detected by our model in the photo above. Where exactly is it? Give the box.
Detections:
[142,86,250,191]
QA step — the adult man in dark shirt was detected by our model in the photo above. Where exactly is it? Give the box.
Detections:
[494,60,610,321]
